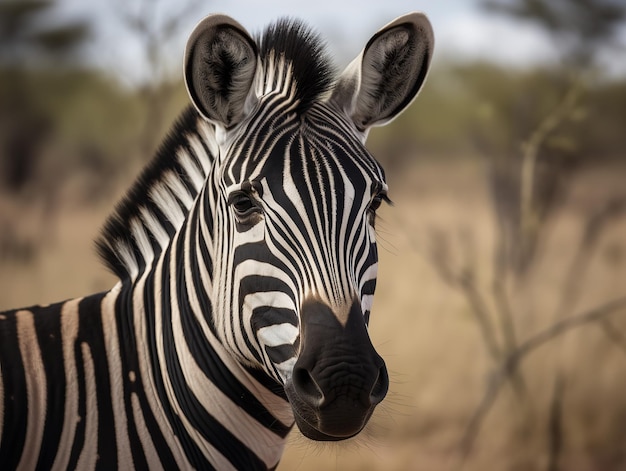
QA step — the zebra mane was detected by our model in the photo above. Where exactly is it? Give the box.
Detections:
[256,18,335,114]
[96,107,216,281]
[97,19,335,282]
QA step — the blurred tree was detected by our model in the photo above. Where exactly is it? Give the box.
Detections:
[435,2,626,464]
[482,0,626,67]
[0,0,90,192]
[0,0,89,65]
[476,0,626,276]
[114,0,202,155]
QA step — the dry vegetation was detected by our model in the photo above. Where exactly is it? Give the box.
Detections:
[1,156,625,470]
[278,157,626,470]
[2,2,626,468]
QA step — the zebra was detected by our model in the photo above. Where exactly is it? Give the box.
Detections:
[0,12,433,470]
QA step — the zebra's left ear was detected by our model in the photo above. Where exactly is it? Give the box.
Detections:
[331,12,434,133]
[184,14,258,128]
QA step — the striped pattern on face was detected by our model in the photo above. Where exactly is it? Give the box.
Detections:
[211,92,388,381]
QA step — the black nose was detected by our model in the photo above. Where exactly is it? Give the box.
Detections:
[291,357,388,408]
[292,366,324,406]
[285,298,389,440]
[370,362,389,405]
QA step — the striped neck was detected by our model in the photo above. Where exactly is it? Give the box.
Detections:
[95,107,295,468]
[116,267,294,469]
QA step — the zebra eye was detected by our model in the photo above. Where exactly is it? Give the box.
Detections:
[369,191,391,213]
[229,192,257,217]
[369,194,384,213]
[367,192,391,227]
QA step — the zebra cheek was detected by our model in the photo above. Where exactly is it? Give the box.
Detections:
[257,323,299,367]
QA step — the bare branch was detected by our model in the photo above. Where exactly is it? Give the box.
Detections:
[546,373,565,471]
[492,274,528,397]
[519,80,582,272]
[458,271,502,362]
[460,296,626,459]
[553,196,626,321]
[426,228,502,362]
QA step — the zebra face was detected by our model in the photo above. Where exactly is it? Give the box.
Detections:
[185,13,433,440]
[218,102,391,440]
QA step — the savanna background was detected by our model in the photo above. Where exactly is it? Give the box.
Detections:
[1,0,626,469]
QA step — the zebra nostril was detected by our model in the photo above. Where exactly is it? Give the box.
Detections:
[369,364,389,405]
[293,367,324,406]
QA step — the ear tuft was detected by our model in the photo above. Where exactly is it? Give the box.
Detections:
[184,15,258,128]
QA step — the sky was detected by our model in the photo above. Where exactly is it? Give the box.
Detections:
[53,0,626,85]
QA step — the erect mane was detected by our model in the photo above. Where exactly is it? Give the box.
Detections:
[97,19,335,282]
[96,107,216,281]
[256,18,335,114]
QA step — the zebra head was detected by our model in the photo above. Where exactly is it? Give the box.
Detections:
[184,13,433,440]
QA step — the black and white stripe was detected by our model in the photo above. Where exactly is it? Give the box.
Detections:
[0,12,433,470]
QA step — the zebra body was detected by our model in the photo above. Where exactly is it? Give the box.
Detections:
[0,12,433,470]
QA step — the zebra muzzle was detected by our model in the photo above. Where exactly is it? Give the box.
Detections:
[285,298,388,441]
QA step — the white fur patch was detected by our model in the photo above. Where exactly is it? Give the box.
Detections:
[149,181,185,228]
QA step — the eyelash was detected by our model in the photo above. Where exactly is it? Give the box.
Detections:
[369,192,391,211]
[368,192,391,226]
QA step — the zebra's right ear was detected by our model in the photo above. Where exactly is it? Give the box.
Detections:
[184,14,258,128]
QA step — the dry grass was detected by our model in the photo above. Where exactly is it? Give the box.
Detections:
[1,158,625,470]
